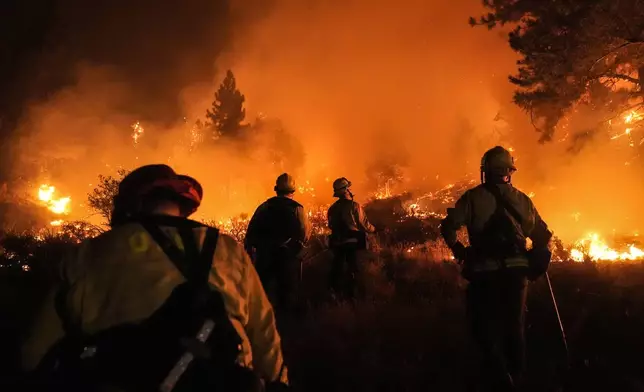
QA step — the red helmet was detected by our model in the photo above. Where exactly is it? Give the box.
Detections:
[117,164,203,215]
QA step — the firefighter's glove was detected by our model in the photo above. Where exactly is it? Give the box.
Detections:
[451,242,469,263]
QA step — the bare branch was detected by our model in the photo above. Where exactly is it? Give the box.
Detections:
[529,107,546,135]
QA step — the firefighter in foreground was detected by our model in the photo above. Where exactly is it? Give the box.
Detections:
[21,164,288,391]
[244,173,311,314]
[327,177,376,300]
[440,146,552,392]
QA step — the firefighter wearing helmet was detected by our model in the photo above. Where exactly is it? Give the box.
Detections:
[440,147,552,391]
[21,164,289,391]
[327,177,375,300]
[245,173,311,315]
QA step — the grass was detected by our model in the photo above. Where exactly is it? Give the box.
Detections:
[2,233,644,391]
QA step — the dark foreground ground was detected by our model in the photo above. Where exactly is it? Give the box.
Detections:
[2,243,644,392]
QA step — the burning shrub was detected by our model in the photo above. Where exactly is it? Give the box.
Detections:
[202,214,250,243]
[56,220,105,243]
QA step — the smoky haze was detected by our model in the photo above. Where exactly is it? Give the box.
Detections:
[11,0,644,243]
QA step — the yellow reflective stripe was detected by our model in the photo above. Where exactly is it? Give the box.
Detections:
[129,229,185,253]
[129,231,149,253]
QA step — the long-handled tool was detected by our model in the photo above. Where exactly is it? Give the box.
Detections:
[545,271,569,367]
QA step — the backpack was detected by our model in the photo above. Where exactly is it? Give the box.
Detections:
[481,184,551,281]
[29,216,262,392]
[327,199,368,251]
[249,197,303,252]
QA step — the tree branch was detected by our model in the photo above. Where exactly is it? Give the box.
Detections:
[529,107,546,136]
[589,41,644,74]
[590,73,641,85]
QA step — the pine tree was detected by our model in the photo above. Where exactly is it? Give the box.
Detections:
[205,70,246,140]
[471,0,644,143]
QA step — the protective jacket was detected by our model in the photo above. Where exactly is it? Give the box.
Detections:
[441,183,551,274]
[245,196,310,252]
[21,220,288,385]
[327,199,375,245]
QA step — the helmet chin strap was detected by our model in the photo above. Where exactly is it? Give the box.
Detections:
[347,189,354,200]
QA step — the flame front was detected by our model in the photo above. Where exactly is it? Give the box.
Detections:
[27,108,644,262]
[569,232,644,262]
[37,184,71,217]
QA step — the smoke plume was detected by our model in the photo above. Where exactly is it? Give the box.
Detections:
[9,0,644,241]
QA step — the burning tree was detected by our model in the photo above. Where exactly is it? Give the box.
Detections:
[205,70,247,141]
[471,0,644,145]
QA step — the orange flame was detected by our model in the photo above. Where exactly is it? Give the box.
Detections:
[37,184,71,216]
[569,232,644,262]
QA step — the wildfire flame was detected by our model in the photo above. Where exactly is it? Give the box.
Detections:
[131,121,145,146]
[37,185,71,216]
[27,107,644,263]
[610,109,644,143]
[624,110,642,125]
[569,232,644,262]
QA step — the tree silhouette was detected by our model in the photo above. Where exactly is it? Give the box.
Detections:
[87,169,129,223]
[471,0,644,143]
[205,70,246,140]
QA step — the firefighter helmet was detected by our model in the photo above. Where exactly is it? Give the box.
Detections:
[274,173,297,194]
[480,146,516,174]
[117,164,203,213]
[332,177,352,197]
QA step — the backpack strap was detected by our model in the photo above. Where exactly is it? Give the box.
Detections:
[140,221,221,392]
[198,227,219,285]
[141,221,193,280]
[484,184,529,270]
[140,219,218,287]
[484,184,525,235]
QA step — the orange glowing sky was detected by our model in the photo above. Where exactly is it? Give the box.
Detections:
[10,0,644,245]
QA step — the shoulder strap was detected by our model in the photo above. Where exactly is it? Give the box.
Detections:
[141,221,194,280]
[485,184,525,235]
[141,220,219,286]
[197,227,219,286]
[50,221,219,361]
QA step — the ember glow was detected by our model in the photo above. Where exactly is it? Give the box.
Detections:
[610,109,644,149]
[131,121,145,146]
[297,180,316,198]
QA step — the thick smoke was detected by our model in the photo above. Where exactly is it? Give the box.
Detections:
[10,0,644,242]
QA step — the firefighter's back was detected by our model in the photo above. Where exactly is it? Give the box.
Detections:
[465,183,538,237]
[252,197,302,248]
[22,220,287,390]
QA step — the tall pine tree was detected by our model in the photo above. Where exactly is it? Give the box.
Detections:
[471,0,644,144]
[205,70,246,140]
